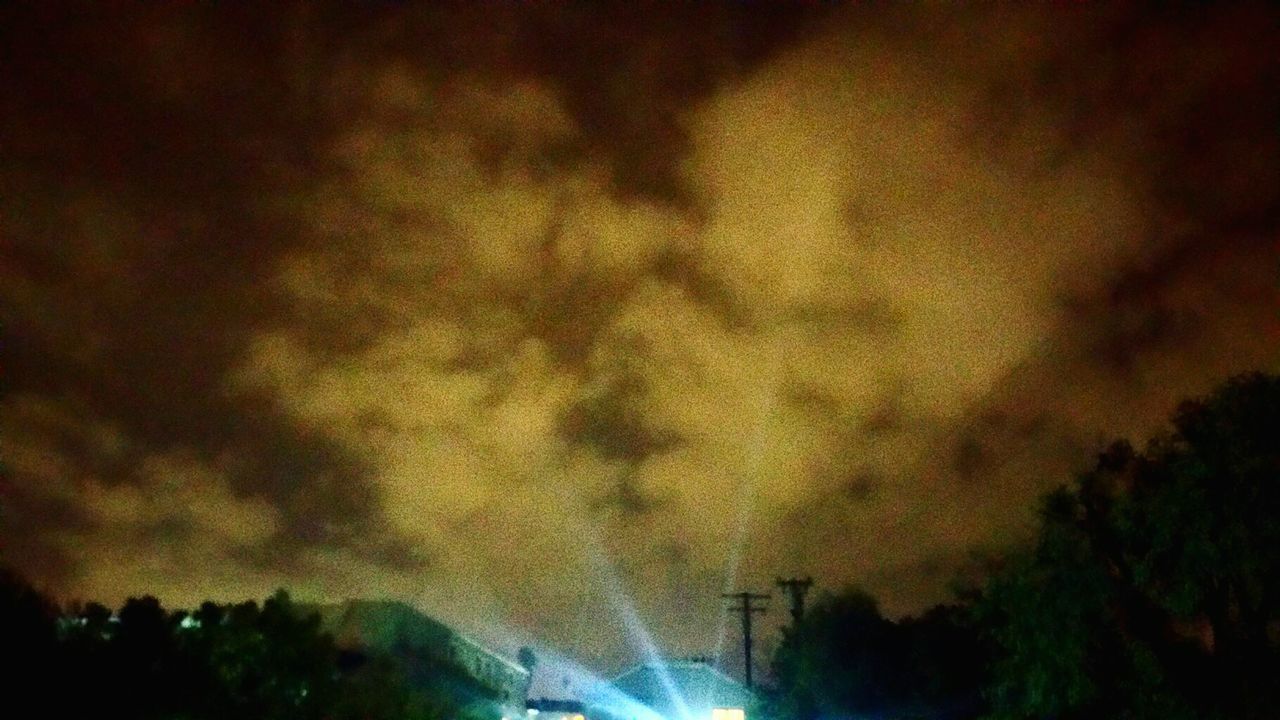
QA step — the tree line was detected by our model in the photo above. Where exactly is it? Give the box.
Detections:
[766,372,1280,719]
[0,579,497,720]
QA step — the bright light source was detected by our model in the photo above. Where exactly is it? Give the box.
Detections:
[711,708,744,720]
[527,711,539,717]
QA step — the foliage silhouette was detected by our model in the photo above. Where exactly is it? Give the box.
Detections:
[976,372,1280,719]
[0,574,498,720]
[769,588,986,720]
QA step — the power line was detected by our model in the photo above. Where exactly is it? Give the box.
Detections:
[722,591,769,689]
[774,576,813,625]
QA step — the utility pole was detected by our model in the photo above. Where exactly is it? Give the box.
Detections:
[775,576,814,626]
[722,591,769,689]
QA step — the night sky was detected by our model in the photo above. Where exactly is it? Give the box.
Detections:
[2,2,1278,675]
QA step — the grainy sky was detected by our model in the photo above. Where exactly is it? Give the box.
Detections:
[2,2,1278,676]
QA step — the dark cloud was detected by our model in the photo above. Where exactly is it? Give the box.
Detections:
[650,246,753,330]
[560,368,680,464]
[589,473,670,518]
[841,472,880,504]
[859,399,905,437]
[0,480,93,588]
[951,436,988,482]
[783,381,845,419]
[503,1,830,206]
[0,5,394,582]
[783,297,903,335]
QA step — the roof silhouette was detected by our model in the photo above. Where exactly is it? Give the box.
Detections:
[611,660,753,720]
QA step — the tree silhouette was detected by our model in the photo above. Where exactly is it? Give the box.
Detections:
[0,567,58,711]
[769,588,985,720]
[0,573,481,720]
[977,372,1280,719]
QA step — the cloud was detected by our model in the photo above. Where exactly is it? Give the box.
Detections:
[2,1,1277,675]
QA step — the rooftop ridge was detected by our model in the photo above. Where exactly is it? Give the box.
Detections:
[612,659,750,691]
